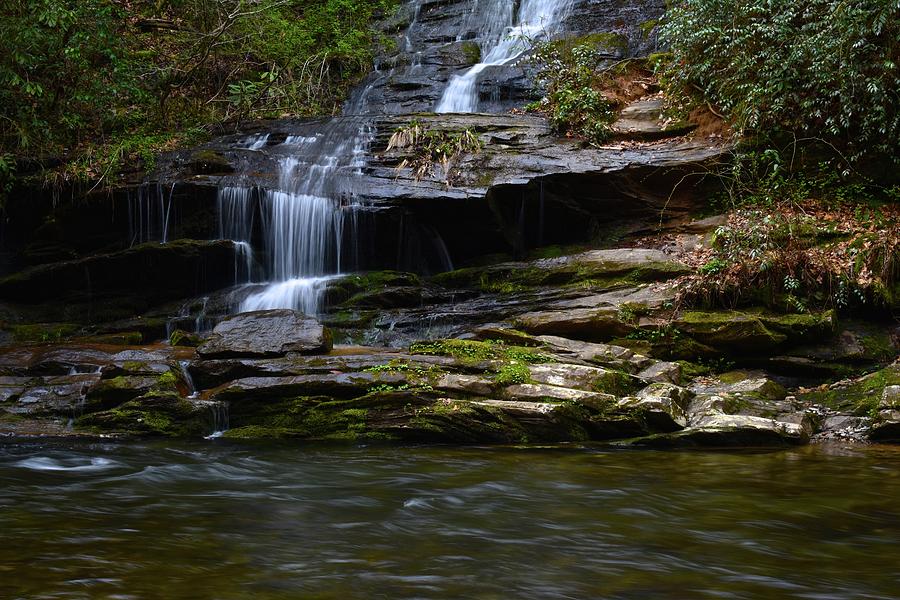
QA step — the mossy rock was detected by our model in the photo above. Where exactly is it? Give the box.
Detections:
[325,271,421,305]
[9,323,81,344]
[461,41,481,64]
[75,331,143,346]
[432,249,689,293]
[409,338,553,365]
[76,392,209,437]
[186,149,234,175]
[797,363,900,415]
[84,368,184,412]
[675,311,788,353]
[169,329,204,347]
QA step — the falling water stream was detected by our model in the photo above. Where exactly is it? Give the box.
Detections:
[129,0,576,321]
[216,120,373,315]
[436,0,574,113]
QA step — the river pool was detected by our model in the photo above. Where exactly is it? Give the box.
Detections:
[1,440,898,599]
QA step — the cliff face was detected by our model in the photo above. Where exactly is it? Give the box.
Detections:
[1,0,896,445]
[349,0,665,115]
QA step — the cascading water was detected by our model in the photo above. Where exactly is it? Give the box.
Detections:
[216,120,373,316]
[144,0,574,329]
[129,183,177,245]
[436,0,573,113]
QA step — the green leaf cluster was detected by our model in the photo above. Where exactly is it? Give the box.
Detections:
[660,0,900,164]
[0,0,397,187]
[527,39,620,144]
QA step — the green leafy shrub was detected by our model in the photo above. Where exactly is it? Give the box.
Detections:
[527,39,621,144]
[0,0,397,189]
[660,0,900,164]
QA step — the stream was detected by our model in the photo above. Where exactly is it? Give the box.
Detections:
[2,441,899,599]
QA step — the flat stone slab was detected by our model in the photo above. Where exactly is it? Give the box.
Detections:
[197,310,332,358]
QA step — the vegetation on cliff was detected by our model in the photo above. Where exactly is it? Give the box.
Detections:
[658,0,899,166]
[0,0,396,193]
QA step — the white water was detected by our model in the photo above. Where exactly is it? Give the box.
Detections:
[436,0,573,113]
[216,121,372,315]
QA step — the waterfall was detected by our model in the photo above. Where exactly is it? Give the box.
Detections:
[436,0,573,113]
[215,119,373,316]
[129,183,177,245]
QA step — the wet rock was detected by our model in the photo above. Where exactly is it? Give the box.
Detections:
[674,310,835,355]
[621,415,808,448]
[77,391,211,437]
[197,310,332,358]
[2,374,98,417]
[0,240,240,322]
[617,382,690,431]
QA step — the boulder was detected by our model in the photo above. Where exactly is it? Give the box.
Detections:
[197,310,332,358]
[617,382,690,430]
[619,414,808,448]
[528,363,639,395]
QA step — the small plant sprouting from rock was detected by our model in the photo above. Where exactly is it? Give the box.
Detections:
[386,120,482,185]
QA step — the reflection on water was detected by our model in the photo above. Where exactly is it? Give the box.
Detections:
[1,441,899,600]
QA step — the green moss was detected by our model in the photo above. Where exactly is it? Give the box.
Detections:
[461,41,481,64]
[591,370,639,396]
[11,323,80,343]
[188,150,232,173]
[410,339,553,365]
[76,393,207,437]
[495,362,531,385]
[322,310,377,328]
[676,360,712,379]
[433,257,687,294]
[169,329,203,347]
[552,32,629,54]
[222,425,296,439]
[638,19,659,39]
[797,364,900,414]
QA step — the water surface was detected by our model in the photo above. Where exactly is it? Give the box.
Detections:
[1,441,898,599]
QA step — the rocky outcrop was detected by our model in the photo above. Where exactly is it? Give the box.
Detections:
[197,310,332,358]
[3,327,880,446]
[356,0,666,115]
[0,240,241,325]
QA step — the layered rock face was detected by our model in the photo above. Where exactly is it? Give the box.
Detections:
[0,0,896,446]
[350,0,665,115]
[0,309,824,445]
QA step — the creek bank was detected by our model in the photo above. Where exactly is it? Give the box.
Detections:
[1,309,897,446]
